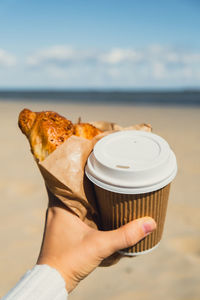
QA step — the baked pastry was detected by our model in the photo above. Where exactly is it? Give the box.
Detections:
[74,123,102,140]
[18,109,74,161]
[18,108,102,161]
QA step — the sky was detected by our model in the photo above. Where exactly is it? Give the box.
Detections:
[0,0,200,89]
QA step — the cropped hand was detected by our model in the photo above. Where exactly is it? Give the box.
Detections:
[37,192,156,293]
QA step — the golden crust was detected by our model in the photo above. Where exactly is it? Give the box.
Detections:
[18,109,102,161]
[19,109,74,161]
[18,109,37,136]
[74,123,102,140]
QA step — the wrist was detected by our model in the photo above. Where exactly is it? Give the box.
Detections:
[37,258,77,293]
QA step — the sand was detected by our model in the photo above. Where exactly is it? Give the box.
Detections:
[0,100,200,299]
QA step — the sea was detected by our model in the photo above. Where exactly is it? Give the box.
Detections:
[0,90,200,106]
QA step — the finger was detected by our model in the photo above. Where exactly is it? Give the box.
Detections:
[98,217,157,259]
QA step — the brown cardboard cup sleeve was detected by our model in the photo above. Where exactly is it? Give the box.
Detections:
[94,184,171,254]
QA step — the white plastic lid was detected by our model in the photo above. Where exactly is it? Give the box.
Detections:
[85,130,177,194]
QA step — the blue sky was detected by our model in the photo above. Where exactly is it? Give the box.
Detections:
[0,0,200,88]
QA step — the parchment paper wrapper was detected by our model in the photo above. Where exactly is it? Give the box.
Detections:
[94,184,170,255]
[38,136,100,229]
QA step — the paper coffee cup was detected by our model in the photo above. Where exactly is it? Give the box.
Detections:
[85,130,177,255]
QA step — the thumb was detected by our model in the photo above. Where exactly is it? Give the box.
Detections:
[98,217,157,259]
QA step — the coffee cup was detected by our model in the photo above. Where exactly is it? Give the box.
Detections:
[85,130,177,255]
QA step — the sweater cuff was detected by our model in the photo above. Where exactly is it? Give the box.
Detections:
[2,264,68,300]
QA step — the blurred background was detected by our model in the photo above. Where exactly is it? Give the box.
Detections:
[0,0,200,299]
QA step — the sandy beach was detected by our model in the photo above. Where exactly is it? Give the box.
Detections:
[0,100,200,300]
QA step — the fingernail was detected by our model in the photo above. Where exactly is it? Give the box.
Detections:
[142,219,157,234]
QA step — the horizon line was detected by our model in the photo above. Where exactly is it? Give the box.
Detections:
[0,87,200,93]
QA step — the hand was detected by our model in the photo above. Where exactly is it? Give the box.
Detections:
[37,193,156,293]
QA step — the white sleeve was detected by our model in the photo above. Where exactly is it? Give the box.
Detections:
[2,264,68,300]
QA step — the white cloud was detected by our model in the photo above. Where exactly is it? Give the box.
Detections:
[26,46,145,68]
[25,45,200,86]
[26,45,96,67]
[0,49,16,67]
[26,44,200,70]
[99,48,143,64]
[2,44,200,87]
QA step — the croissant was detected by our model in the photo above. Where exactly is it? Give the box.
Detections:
[74,122,103,140]
[18,108,102,161]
